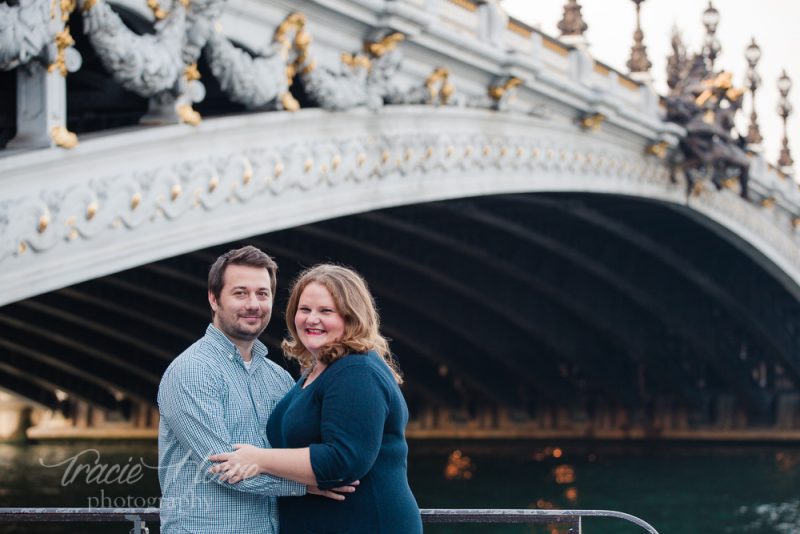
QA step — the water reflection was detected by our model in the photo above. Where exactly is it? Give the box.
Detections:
[774,451,800,472]
[0,442,160,509]
[552,464,575,484]
[736,499,800,533]
[412,441,800,533]
[444,449,474,480]
[531,446,564,462]
[2,441,800,533]
[0,442,161,533]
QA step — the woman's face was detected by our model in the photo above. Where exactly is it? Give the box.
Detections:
[294,282,346,357]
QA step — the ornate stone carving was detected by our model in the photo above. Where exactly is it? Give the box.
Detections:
[665,56,750,198]
[484,76,522,111]
[181,0,225,67]
[693,187,800,271]
[50,125,79,148]
[0,128,698,266]
[387,66,457,106]
[137,0,225,124]
[666,26,687,93]
[300,28,405,111]
[578,112,605,131]
[626,0,651,76]
[557,0,587,37]
[204,12,310,110]
[0,0,78,71]
[1,0,81,149]
[81,0,185,97]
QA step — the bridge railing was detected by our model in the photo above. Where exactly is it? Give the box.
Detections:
[0,507,660,533]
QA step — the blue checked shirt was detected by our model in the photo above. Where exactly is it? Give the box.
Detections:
[158,324,305,534]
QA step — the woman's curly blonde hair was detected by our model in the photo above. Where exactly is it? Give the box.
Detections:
[281,264,402,384]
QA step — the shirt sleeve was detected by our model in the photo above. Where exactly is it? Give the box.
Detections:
[308,362,391,490]
[158,357,306,497]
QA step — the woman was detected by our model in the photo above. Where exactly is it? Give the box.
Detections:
[209,264,422,533]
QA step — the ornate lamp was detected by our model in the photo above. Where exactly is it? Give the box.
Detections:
[557,0,588,37]
[626,0,652,78]
[777,70,794,173]
[701,1,720,32]
[744,38,763,145]
[702,1,721,70]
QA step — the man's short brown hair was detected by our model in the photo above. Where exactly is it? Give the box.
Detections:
[208,245,278,301]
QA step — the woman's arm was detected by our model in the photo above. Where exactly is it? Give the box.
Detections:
[210,361,390,490]
[209,444,317,485]
[309,362,391,490]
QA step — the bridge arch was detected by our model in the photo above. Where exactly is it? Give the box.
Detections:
[3,106,799,306]
[2,0,800,438]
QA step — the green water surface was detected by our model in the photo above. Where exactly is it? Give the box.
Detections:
[0,440,798,533]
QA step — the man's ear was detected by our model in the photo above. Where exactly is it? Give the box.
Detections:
[208,291,219,312]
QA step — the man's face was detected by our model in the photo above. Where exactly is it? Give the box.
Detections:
[209,264,273,343]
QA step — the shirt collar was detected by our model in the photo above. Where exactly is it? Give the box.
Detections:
[205,324,269,366]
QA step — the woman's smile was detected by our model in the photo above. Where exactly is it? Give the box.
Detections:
[295,282,346,355]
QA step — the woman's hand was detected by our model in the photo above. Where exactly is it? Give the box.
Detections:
[208,444,263,484]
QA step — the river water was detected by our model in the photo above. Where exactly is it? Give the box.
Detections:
[1,439,799,533]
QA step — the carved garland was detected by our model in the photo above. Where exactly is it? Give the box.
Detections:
[80,0,186,97]
[1,132,701,266]
[203,12,311,112]
[1,0,797,239]
[0,0,79,71]
[296,28,405,111]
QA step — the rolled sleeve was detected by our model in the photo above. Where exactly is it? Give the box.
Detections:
[308,363,390,490]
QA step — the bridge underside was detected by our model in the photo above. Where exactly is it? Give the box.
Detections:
[2,192,799,438]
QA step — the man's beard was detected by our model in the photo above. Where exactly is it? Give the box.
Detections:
[217,313,270,341]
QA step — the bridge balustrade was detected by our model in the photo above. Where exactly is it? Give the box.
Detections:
[0,507,661,533]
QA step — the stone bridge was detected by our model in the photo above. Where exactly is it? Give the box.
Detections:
[1,0,799,440]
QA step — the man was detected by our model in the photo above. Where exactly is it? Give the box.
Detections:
[158,246,350,533]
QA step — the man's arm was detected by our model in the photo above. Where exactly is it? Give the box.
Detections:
[158,358,305,497]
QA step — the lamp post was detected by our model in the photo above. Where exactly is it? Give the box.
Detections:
[557,0,588,37]
[777,70,794,174]
[626,0,652,81]
[744,38,763,146]
[702,1,721,71]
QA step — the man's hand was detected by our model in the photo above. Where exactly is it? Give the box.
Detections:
[307,481,360,501]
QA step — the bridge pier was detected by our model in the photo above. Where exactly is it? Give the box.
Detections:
[25,400,159,440]
[712,394,736,430]
[0,392,32,443]
[776,393,800,429]
[131,403,159,429]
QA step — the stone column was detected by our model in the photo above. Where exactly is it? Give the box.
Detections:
[0,392,32,442]
[6,62,73,150]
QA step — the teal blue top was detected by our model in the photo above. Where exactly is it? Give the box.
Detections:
[267,351,422,533]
